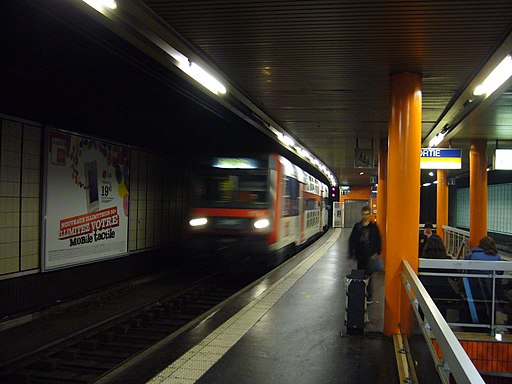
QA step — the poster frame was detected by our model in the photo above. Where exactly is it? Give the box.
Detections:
[41,126,131,272]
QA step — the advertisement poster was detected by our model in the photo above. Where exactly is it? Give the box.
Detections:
[43,129,130,270]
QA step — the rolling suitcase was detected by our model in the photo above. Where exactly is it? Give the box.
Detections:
[345,269,368,335]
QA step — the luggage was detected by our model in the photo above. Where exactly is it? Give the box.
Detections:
[345,269,368,334]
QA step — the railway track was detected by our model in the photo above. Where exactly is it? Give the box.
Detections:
[0,273,247,384]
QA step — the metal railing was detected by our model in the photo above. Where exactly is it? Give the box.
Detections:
[419,258,512,335]
[441,225,470,259]
[401,260,485,384]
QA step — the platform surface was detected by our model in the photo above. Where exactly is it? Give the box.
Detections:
[1,229,398,384]
[143,229,397,384]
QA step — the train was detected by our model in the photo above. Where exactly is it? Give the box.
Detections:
[186,153,330,268]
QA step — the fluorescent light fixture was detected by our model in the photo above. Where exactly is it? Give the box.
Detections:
[494,148,512,170]
[423,182,432,187]
[428,132,445,148]
[171,52,226,95]
[473,55,512,97]
[82,0,117,12]
[272,130,337,186]
[277,133,295,147]
[188,62,226,95]
[189,218,207,227]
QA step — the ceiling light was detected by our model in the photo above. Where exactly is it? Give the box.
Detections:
[178,61,226,95]
[429,172,434,177]
[82,0,117,12]
[168,50,226,95]
[473,55,512,97]
[428,132,445,148]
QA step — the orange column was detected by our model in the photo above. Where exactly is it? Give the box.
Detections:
[436,169,448,240]
[469,140,488,249]
[385,72,422,337]
[377,138,388,265]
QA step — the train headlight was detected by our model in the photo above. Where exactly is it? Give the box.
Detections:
[189,217,208,227]
[253,218,270,229]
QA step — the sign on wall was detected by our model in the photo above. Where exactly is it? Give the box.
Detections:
[354,148,374,168]
[43,129,130,270]
[420,148,461,169]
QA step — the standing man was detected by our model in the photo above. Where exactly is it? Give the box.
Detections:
[349,205,382,303]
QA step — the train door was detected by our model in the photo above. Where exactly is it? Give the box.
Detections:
[299,182,305,244]
[343,200,369,228]
[269,168,279,246]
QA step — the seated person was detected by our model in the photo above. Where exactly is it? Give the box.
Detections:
[419,235,461,315]
[463,236,505,324]
[422,234,450,259]
[465,236,502,264]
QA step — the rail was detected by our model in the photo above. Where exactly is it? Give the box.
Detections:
[419,258,512,336]
[441,225,470,259]
[401,260,485,384]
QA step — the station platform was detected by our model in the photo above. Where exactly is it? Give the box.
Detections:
[0,229,399,383]
[114,228,398,384]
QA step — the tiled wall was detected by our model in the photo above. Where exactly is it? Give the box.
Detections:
[0,115,188,279]
[456,183,512,234]
[128,149,187,253]
[0,118,42,275]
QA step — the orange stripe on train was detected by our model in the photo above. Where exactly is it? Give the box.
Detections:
[191,208,269,219]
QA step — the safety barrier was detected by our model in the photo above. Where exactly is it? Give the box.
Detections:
[401,260,485,384]
[441,225,470,259]
[418,258,512,335]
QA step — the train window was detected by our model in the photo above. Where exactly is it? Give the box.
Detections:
[283,177,299,217]
[305,198,319,211]
[194,171,268,208]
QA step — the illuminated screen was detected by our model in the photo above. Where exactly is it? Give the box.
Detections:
[494,149,512,170]
[212,157,258,169]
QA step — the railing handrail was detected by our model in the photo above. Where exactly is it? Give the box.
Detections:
[442,225,469,237]
[402,260,485,384]
[419,258,512,272]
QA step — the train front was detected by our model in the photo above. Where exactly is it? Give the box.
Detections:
[186,156,272,266]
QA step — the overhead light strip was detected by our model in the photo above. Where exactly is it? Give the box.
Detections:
[82,0,117,13]
[78,0,336,186]
[273,129,337,186]
[473,54,512,98]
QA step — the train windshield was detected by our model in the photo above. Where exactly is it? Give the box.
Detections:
[193,170,269,209]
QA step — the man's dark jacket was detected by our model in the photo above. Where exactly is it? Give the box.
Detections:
[349,221,382,267]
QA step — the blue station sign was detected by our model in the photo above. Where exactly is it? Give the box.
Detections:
[420,148,462,169]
